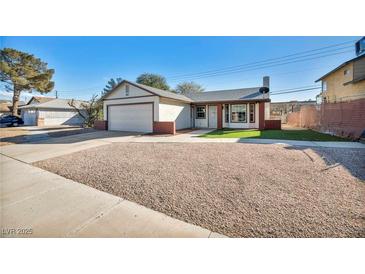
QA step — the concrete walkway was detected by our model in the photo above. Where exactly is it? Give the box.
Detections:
[0,154,224,237]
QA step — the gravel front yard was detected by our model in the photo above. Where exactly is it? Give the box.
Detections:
[34,143,365,237]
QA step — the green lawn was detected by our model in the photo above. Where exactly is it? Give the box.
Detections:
[199,129,349,141]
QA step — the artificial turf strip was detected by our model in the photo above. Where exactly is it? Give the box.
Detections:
[199,129,349,141]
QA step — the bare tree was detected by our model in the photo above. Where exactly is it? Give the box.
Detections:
[175,81,204,95]
[68,94,102,127]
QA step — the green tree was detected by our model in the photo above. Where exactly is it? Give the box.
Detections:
[102,77,123,96]
[0,48,55,115]
[136,73,170,91]
[175,81,204,95]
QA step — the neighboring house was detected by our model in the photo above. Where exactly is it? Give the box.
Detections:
[270,100,316,123]
[287,39,365,139]
[315,53,365,103]
[0,101,12,116]
[0,100,25,116]
[101,77,272,134]
[19,97,86,126]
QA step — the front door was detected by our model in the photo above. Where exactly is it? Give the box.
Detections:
[208,105,217,128]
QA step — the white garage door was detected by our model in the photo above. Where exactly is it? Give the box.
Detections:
[108,104,153,133]
[23,109,37,125]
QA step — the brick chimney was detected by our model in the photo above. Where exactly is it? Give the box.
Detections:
[263,76,270,89]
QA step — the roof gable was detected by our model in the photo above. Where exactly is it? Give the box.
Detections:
[104,82,152,99]
[102,80,193,102]
[315,54,365,82]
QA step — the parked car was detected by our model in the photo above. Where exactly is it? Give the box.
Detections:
[0,115,24,127]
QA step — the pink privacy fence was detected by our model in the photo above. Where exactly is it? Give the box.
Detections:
[287,98,365,139]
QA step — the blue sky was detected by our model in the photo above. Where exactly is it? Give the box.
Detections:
[0,36,360,102]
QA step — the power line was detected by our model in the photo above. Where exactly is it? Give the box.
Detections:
[270,85,321,93]
[169,45,354,80]
[167,39,356,80]
[270,87,321,96]
[169,49,354,81]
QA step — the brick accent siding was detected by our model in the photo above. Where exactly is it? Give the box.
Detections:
[264,120,281,130]
[217,103,222,129]
[94,120,108,130]
[258,102,265,130]
[153,121,176,135]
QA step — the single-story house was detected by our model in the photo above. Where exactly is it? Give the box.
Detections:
[20,96,86,126]
[100,77,273,134]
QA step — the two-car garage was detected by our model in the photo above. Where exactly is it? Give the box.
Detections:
[107,103,153,133]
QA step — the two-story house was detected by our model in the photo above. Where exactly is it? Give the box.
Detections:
[315,53,365,103]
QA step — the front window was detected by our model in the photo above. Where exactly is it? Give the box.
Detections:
[196,106,206,119]
[249,103,255,123]
[231,104,247,123]
[224,104,229,123]
[322,81,327,92]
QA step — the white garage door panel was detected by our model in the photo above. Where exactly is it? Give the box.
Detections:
[23,110,37,125]
[108,104,153,133]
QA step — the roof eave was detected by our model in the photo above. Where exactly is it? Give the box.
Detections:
[191,98,271,104]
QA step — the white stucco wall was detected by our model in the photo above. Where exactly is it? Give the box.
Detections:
[159,98,191,129]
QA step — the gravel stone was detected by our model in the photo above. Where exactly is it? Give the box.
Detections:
[34,143,365,237]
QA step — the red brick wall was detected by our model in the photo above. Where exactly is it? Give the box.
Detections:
[217,103,222,129]
[264,120,281,130]
[301,105,321,129]
[321,99,365,139]
[153,121,176,135]
[94,120,108,130]
[287,112,300,127]
[287,106,320,129]
[258,102,265,130]
[287,99,365,139]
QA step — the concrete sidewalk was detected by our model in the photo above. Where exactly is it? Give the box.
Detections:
[0,154,224,237]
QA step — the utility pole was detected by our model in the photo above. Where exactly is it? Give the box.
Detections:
[55,90,58,98]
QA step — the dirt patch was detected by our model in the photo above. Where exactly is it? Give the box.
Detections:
[34,143,365,237]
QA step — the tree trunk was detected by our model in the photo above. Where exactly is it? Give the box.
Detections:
[12,88,20,116]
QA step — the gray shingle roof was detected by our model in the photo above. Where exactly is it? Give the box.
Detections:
[19,98,87,110]
[104,80,269,103]
[185,87,268,102]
